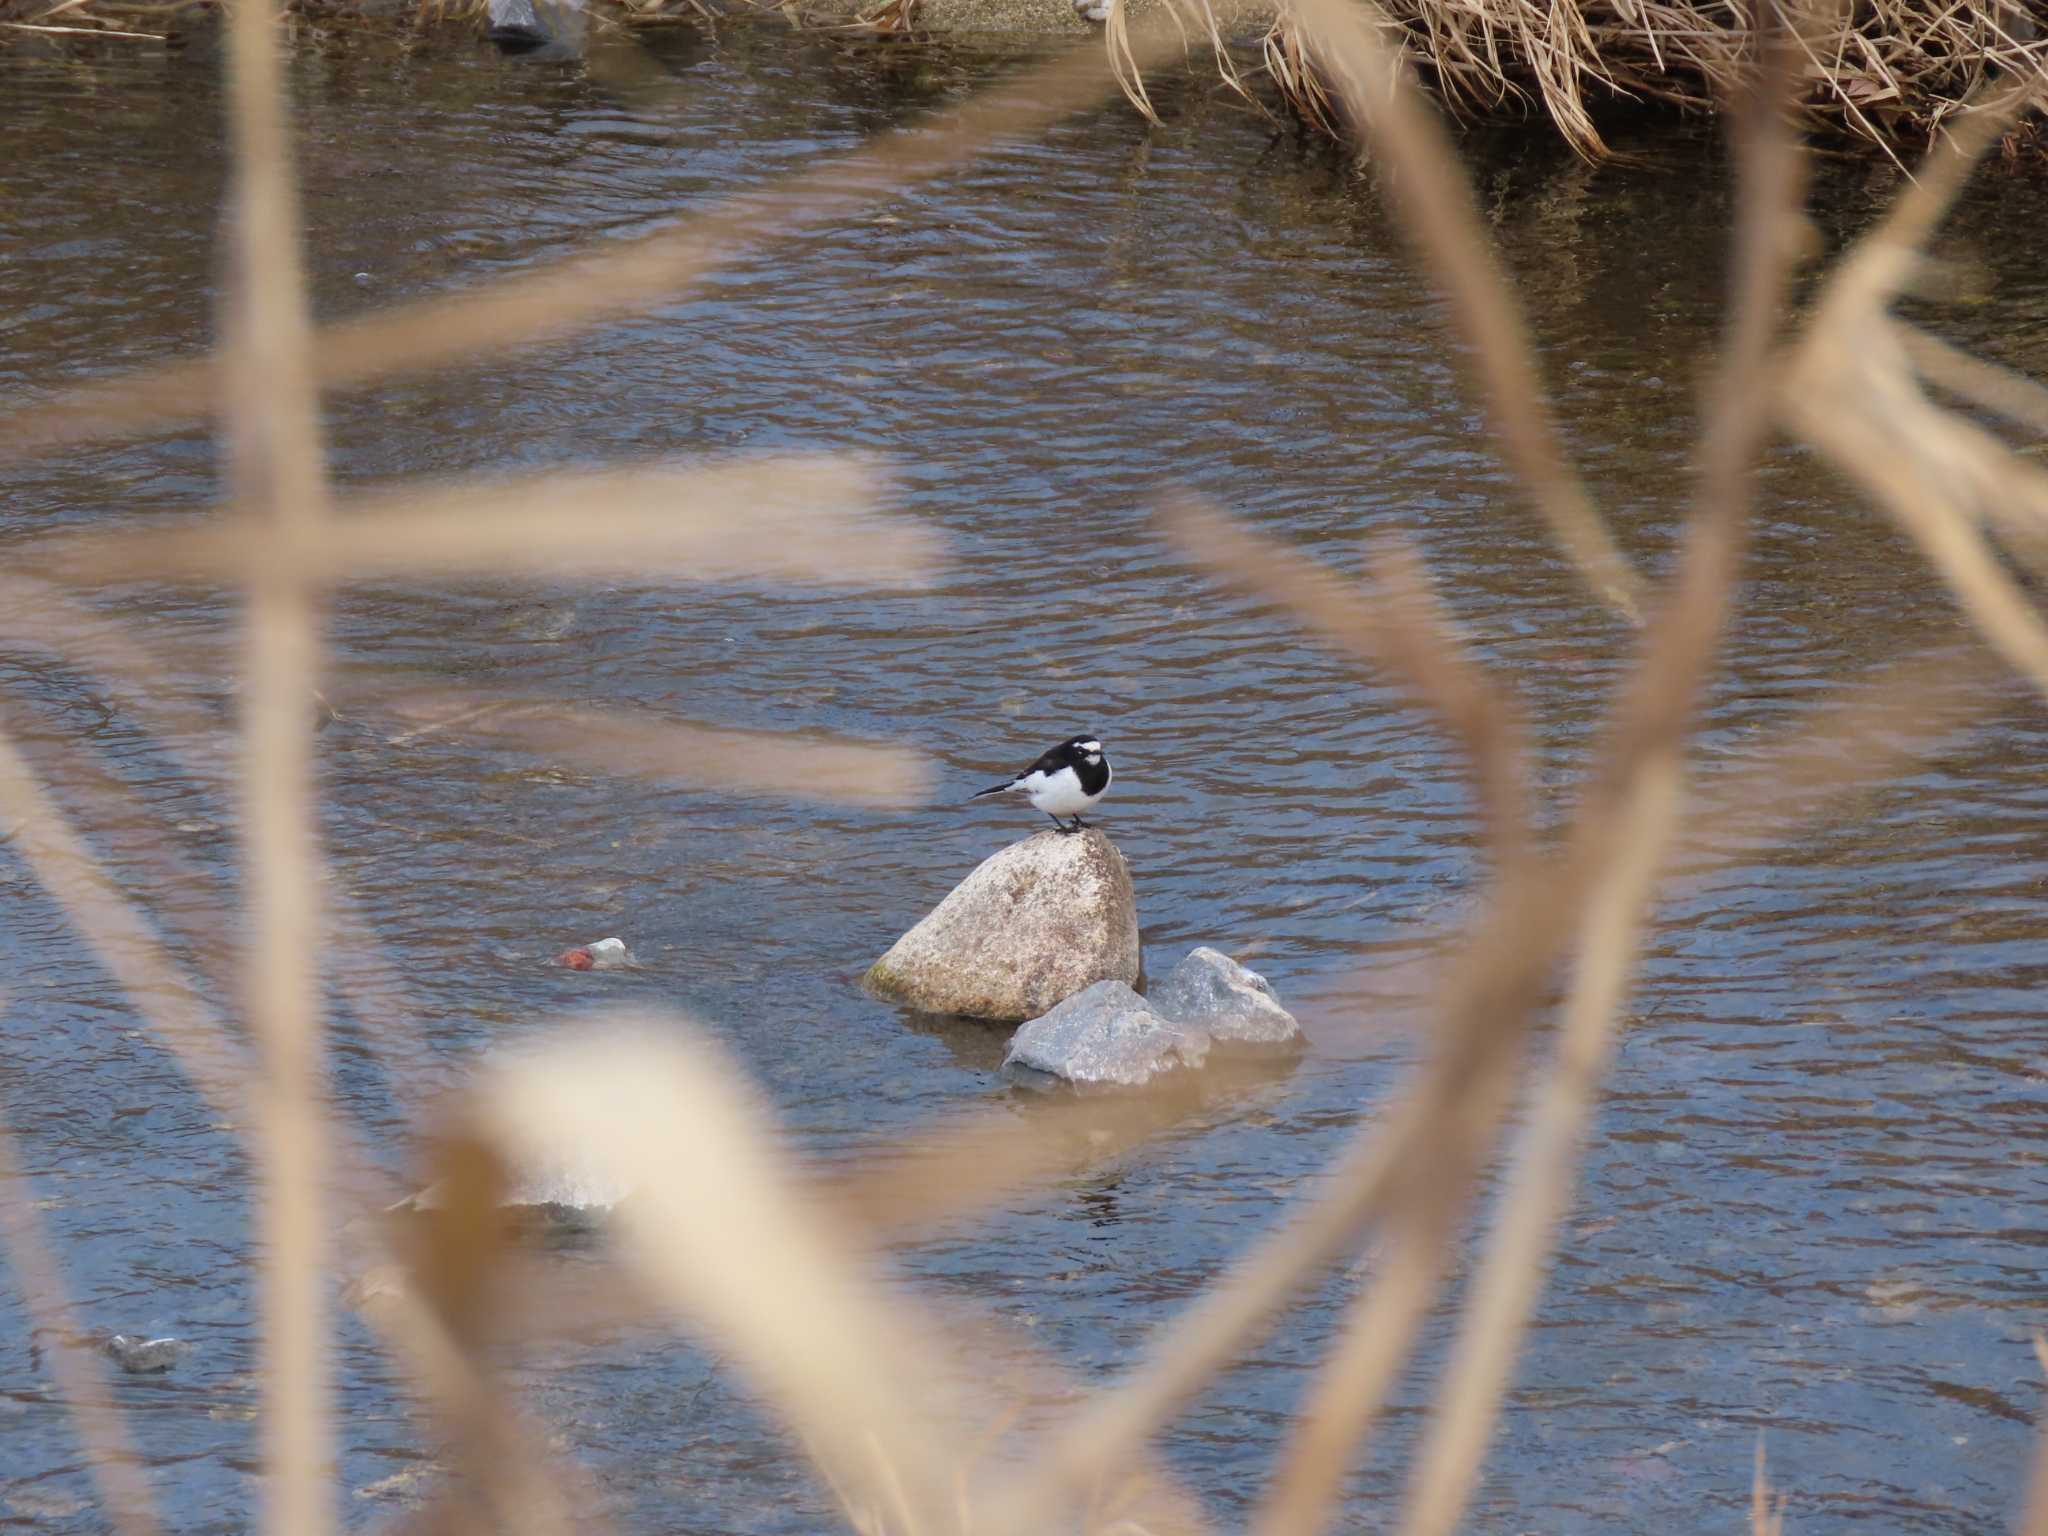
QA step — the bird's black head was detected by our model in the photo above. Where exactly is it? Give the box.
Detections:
[1058,734,1105,763]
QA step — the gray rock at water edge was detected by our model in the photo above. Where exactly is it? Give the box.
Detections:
[864,828,1140,1023]
[104,1335,189,1374]
[1147,946,1302,1052]
[486,0,586,54]
[1003,981,1210,1089]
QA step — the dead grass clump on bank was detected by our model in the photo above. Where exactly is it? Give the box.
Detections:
[1147,0,2048,161]
[9,4,2048,1536]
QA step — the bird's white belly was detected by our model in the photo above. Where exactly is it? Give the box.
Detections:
[1022,765,1103,817]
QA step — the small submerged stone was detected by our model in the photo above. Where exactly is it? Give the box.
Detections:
[104,1335,189,1374]
[1003,980,1209,1089]
[396,1149,630,1234]
[1001,947,1302,1088]
[1147,946,1303,1053]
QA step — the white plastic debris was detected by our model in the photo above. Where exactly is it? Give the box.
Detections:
[553,936,634,971]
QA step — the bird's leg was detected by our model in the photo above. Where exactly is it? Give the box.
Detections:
[1070,816,1091,830]
[1046,813,1067,832]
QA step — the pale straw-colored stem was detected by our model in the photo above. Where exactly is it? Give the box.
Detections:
[1289,0,1646,627]
[219,0,335,1528]
[1396,758,1680,1536]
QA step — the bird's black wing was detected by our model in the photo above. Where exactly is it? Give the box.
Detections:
[1020,743,1071,778]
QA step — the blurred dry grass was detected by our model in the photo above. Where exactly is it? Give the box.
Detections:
[1128,0,2048,162]
[5,2,2048,1535]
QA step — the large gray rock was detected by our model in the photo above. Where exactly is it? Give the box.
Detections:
[865,829,1139,1022]
[1003,981,1209,1088]
[1148,947,1303,1052]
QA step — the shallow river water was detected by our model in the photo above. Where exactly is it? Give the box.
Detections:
[4,24,2048,1535]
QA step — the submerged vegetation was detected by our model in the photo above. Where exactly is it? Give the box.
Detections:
[6,4,2048,1536]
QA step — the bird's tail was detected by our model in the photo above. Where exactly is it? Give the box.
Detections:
[968,780,1018,801]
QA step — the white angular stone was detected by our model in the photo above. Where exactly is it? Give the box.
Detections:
[865,829,1139,1022]
[1003,981,1209,1088]
[1147,946,1302,1051]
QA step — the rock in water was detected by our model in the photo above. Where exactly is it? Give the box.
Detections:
[104,1335,188,1374]
[486,0,585,54]
[865,828,1139,1022]
[1003,981,1208,1088]
[1148,946,1303,1052]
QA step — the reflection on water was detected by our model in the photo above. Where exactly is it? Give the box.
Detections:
[4,26,2048,1535]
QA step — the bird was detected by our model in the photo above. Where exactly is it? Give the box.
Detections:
[969,734,1112,834]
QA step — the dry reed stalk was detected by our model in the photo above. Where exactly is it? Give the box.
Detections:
[0,574,231,716]
[1676,652,1990,863]
[1782,76,2048,700]
[1246,965,1534,1536]
[0,18,165,34]
[457,1022,1015,1534]
[1246,1222,1447,1536]
[219,0,336,1527]
[0,831,588,1536]
[0,574,475,1147]
[1901,328,2048,440]
[0,715,517,1536]
[1226,501,1580,1536]
[0,28,1188,465]
[40,456,940,589]
[0,715,257,1123]
[372,1146,594,1536]
[1121,21,1809,1529]
[1752,1438,1786,1536]
[1392,30,1806,1530]
[1261,14,1345,138]
[1285,0,1645,626]
[0,691,451,1247]
[0,1092,164,1536]
[1398,757,1680,1536]
[1000,1073,1436,1527]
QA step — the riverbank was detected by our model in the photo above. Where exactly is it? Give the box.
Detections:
[1,0,2041,166]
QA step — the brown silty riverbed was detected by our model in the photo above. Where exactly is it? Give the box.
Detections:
[4,28,2048,1535]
